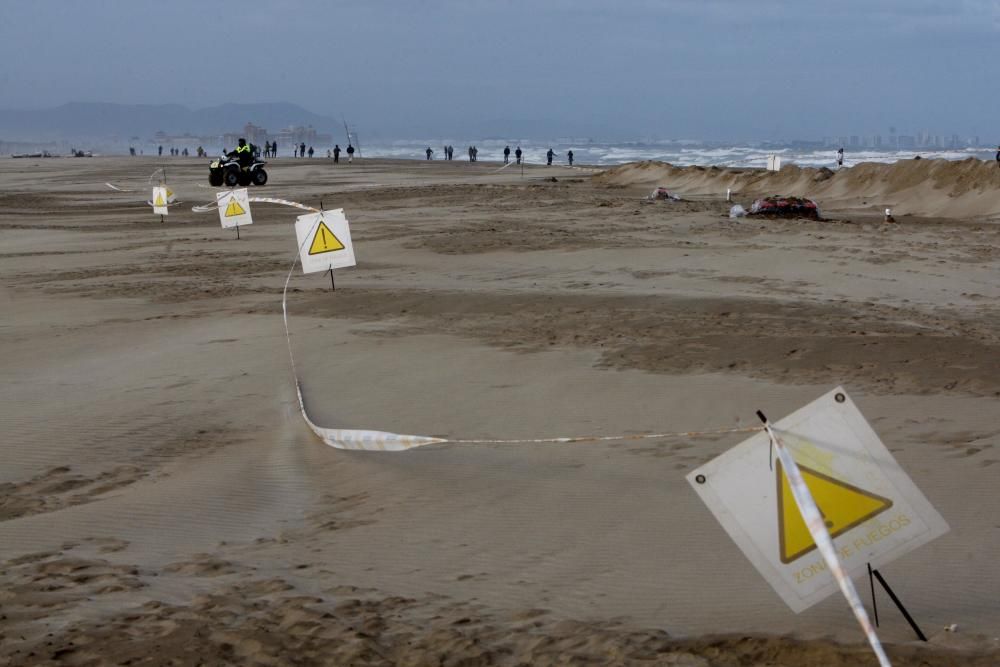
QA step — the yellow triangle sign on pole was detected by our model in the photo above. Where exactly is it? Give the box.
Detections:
[155,194,165,207]
[224,198,246,217]
[308,221,345,255]
[777,460,893,563]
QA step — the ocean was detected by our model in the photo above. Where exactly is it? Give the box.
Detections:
[355,140,994,170]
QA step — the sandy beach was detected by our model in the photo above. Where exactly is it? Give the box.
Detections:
[2,155,999,666]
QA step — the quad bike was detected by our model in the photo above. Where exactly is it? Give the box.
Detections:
[208,154,268,187]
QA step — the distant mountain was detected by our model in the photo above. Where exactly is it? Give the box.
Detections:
[0,102,340,141]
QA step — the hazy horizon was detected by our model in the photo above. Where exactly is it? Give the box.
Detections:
[2,1,998,142]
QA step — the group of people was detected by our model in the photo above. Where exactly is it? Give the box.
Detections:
[503,145,573,166]
[260,141,278,158]
[329,144,355,163]
[429,145,457,160]
[424,144,577,166]
[156,146,191,157]
[140,138,581,167]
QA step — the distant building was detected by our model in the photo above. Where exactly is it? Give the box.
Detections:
[273,125,332,147]
[221,122,331,150]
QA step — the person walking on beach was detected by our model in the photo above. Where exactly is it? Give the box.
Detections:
[333,144,341,163]
[272,141,278,157]
[837,147,844,168]
[468,146,474,162]
[503,145,511,164]
[546,148,555,166]
[308,146,314,158]
[346,144,354,163]
[426,147,434,160]
[567,150,574,166]
[515,146,522,164]
[472,146,479,162]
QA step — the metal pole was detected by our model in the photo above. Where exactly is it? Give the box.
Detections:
[329,268,335,291]
[236,224,240,240]
[872,569,927,641]
[867,563,879,627]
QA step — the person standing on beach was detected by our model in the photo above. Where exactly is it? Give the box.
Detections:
[515,146,522,164]
[299,142,306,159]
[346,144,354,163]
[837,147,844,168]
[546,148,554,166]
[333,144,341,163]
[567,150,574,166]
[426,147,433,160]
[995,146,1000,168]
[503,145,510,164]
[468,146,474,162]
[272,141,278,157]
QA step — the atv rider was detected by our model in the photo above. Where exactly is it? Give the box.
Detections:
[228,138,254,169]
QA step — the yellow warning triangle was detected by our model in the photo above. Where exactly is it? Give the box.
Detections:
[224,198,246,217]
[155,194,165,206]
[308,221,345,255]
[777,460,892,564]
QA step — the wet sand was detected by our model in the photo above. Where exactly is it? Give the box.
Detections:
[2,156,999,665]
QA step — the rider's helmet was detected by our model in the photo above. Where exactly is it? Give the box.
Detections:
[238,138,247,147]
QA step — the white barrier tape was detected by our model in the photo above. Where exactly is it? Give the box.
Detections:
[105,182,135,192]
[260,196,775,452]
[281,218,444,451]
[146,200,183,207]
[764,423,891,667]
[490,161,517,173]
[192,195,320,214]
[449,426,759,446]
[250,196,320,212]
[278,212,762,450]
[148,168,166,186]
[270,194,767,452]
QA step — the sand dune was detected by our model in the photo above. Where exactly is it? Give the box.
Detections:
[598,158,1000,219]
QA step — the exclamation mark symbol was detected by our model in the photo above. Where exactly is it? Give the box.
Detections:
[320,227,329,250]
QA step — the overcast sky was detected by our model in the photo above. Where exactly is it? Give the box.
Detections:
[1,0,997,141]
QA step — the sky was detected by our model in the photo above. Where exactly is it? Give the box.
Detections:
[1,0,998,141]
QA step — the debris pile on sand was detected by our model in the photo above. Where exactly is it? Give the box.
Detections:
[748,195,820,219]
[647,186,681,201]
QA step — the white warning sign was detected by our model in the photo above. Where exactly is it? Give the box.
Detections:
[216,188,252,228]
[152,186,168,215]
[294,209,356,274]
[687,387,948,613]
